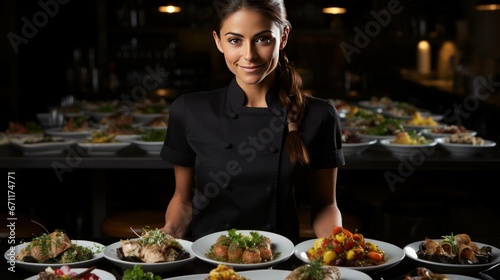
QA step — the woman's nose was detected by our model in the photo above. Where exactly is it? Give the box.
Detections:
[243,43,256,61]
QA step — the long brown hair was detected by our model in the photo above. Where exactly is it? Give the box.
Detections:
[212,0,310,165]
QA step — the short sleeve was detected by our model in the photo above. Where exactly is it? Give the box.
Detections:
[308,99,345,169]
[160,95,196,166]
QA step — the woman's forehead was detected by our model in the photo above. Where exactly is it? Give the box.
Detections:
[220,9,280,34]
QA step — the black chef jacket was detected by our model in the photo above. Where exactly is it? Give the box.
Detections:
[160,78,345,238]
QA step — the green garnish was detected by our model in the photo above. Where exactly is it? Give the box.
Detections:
[441,233,458,255]
[122,264,161,280]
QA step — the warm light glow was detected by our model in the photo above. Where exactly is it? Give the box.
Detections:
[475,4,500,11]
[158,5,181,13]
[322,7,347,14]
[417,40,431,75]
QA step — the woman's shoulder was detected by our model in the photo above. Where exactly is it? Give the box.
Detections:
[305,96,337,115]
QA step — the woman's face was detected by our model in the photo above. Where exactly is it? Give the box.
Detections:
[213,8,288,89]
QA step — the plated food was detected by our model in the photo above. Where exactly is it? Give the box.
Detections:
[403,234,500,274]
[379,131,437,156]
[436,136,496,156]
[103,228,195,274]
[403,267,481,280]
[35,265,103,280]
[421,125,477,139]
[10,136,76,156]
[5,230,105,273]
[295,229,405,273]
[191,229,294,270]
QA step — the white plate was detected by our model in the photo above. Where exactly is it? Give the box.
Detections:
[342,139,377,156]
[379,138,438,157]
[358,133,396,141]
[25,268,116,280]
[357,100,387,112]
[436,137,497,156]
[421,128,477,139]
[45,128,92,140]
[115,134,143,142]
[5,240,105,273]
[403,240,500,274]
[10,137,76,156]
[77,141,131,156]
[103,239,196,274]
[131,140,163,155]
[165,267,372,280]
[133,113,166,124]
[403,123,443,133]
[191,230,294,270]
[412,275,480,280]
[294,238,405,273]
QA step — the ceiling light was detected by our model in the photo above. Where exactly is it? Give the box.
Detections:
[158,5,181,14]
[322,7,347,15]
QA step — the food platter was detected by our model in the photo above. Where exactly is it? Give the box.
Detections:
[191,230,294,270]
[403,240,500,274]
[294,238,405,273]
[4,240,105,273]
[165,267,372,280]
[9,137,76,156]
[103,239,196,274]
[435,137,497,156]
[25,268,116,280]
[379,138,438,157]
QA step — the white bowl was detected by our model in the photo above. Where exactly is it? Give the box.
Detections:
[191,230,294,270]
[10,137,76,156]
[404,240,500,274]
[342,139,377,156]
[294,238,405,273]
[131,140,163,155]
[436,137,497,156]
[103,239,195,274]
[379,138,438,157]
[4,240,105,273]
[77,141,131,156]
[45,128,92,141]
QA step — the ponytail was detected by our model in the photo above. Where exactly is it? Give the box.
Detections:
[278,51,310,165]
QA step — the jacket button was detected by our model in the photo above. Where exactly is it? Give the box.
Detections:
[223,142,232,149]
[264,224,272,231]
[229,112,238,119]
[225,223,232,229]
[266,185,273,192]
[269,147,277,153]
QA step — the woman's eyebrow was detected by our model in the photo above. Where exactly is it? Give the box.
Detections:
[224,30,273,37]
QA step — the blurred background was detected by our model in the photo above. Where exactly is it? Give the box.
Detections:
[1,0,500,140]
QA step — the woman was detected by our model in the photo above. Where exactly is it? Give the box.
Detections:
[160,0,345,239]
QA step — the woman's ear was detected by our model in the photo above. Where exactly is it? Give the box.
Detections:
[280,26,290,50]
[212,31,224,53]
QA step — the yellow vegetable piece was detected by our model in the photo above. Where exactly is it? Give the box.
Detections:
[323,250,336,264]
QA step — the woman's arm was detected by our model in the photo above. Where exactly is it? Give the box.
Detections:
[161,164,194,238]
[309,167,343,238]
